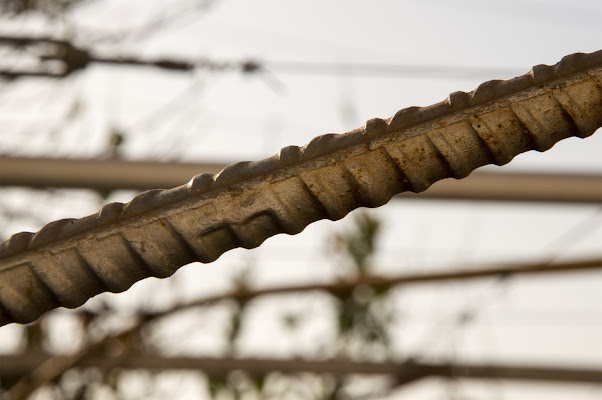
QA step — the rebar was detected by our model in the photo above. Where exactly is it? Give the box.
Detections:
[1,51,601,326]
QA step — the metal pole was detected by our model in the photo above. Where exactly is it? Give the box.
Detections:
[1,156,601,203]
[1,50,601,327]
[2,353,601,385]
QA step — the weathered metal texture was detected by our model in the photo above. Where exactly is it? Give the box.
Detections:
[1,51,601,326]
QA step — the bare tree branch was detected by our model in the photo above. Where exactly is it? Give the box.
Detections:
[5,257,599,400]
[137,257,602,320]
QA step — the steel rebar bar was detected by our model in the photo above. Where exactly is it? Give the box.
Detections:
[1,50,601,326]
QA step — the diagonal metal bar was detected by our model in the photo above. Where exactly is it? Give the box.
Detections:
[0,51,601,327]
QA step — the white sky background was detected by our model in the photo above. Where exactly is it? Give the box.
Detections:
[0,0,602,399]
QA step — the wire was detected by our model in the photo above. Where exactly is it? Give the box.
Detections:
[265,60,523,80]
[540,206,602,262]
[0,35,525,81]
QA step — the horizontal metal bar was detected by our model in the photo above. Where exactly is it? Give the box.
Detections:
[1,156,600,203]
[407,170,602,203]
[1,353,600,385]
[0,156,224,190]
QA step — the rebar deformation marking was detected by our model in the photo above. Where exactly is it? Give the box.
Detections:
[1,51,601,326]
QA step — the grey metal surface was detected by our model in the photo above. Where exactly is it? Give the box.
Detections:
[1,51,601,326]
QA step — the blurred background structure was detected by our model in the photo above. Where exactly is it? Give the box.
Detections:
[0,1,601,399]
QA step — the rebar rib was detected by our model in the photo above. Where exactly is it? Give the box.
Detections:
[1,51,601,326]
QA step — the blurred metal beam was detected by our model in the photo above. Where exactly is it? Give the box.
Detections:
[408,170,602,203]
[0,156,224,190]
[1,353,601,385]
[1,156,600,203]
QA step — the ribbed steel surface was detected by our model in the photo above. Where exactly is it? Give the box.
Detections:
[1,51,601,326]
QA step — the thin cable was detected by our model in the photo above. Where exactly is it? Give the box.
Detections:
[540,206,602,263]
[266,60,523,80]
[0,35,525,80]
[411,205,602,363]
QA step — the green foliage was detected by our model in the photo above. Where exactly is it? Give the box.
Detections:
[198,210,392,400]
[108,128,126,159]
[330,211,392,358]
[281,312,301,330]
[3,210,393,400]
[227,303,244,351]
[333,211,381,275]
[207,375,228,399]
